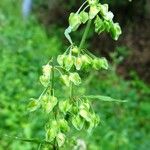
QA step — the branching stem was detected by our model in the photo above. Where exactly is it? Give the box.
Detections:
[79,20,92,50]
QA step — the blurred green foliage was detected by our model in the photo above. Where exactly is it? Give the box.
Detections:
[0,0,150,150]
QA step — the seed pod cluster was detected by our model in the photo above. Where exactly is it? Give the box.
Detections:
[57,46,108,72]
[28,0,122,148]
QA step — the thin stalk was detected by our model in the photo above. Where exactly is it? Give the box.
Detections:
[51,62,54,96]
[70,82,73,98]
[50,61,59,150]
[79,20,92,50]
[76,1,87,14]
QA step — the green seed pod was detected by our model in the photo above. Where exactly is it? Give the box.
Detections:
[71,46,79,54]
[79,109,91,122]
[110,22,122,40]
[59,100,72,114]
[79,11,89,24]
[57,55,65,67]
[72,115,84,130]
[59,119,70,133]
[56,132,66,147]
[92,58,101,70]
[87,114,100,133]
[28,98,39,112]
[93,114,100,127]
[89,5,99,19]
[61,75,70,87]
[74,57,83,70]
[39,75,49,87]
[46,120,58,142]
[99,4,109,16]
[69,13,81,31]
[103,11,114,21]
[80,102,90,110]
[42,64,52,78]
[99,58,109,70]
[71,106,78,114]
[64,55,74,71]
[87,0,99,5]
[81,55,92,66]
[92,58,108,70]
[69,73,81,86]
[94,16,105,34]
[42,95,58,113]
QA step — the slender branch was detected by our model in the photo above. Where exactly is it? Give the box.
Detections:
[79,20,92,50]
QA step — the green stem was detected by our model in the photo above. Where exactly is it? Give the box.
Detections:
[70,82,73,98]
[79,20,92,50]
[51,62,54,96]
[50,61,59,150]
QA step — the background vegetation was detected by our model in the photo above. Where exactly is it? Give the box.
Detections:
[0,0,150,149]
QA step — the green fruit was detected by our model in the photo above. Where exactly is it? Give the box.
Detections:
[61,75,70,87]
[64,55,74,71]
[74,57,83,70]
[59,100,72,114]
[69,13,81,31]
[80,11,89,24]
[72,115,84,130]
[69,73,81,85]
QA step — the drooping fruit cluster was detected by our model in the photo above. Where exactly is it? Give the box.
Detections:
[28,0,122,148]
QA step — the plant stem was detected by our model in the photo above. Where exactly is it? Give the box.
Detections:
[51,61,54,96]
[50,61,59,150]
[70,82,73,98]
[79,20,92,50]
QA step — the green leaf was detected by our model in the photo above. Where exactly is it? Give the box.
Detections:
[72,115,84,130]
[82,95,127,102]
[89,5,99,19]
[69,13,81,31]
[110,22,122,40]
[28,98,39,112]
[69,73,81,86]
[61,75,70,87]
[56,132,66,147]
[79,11,89,24]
